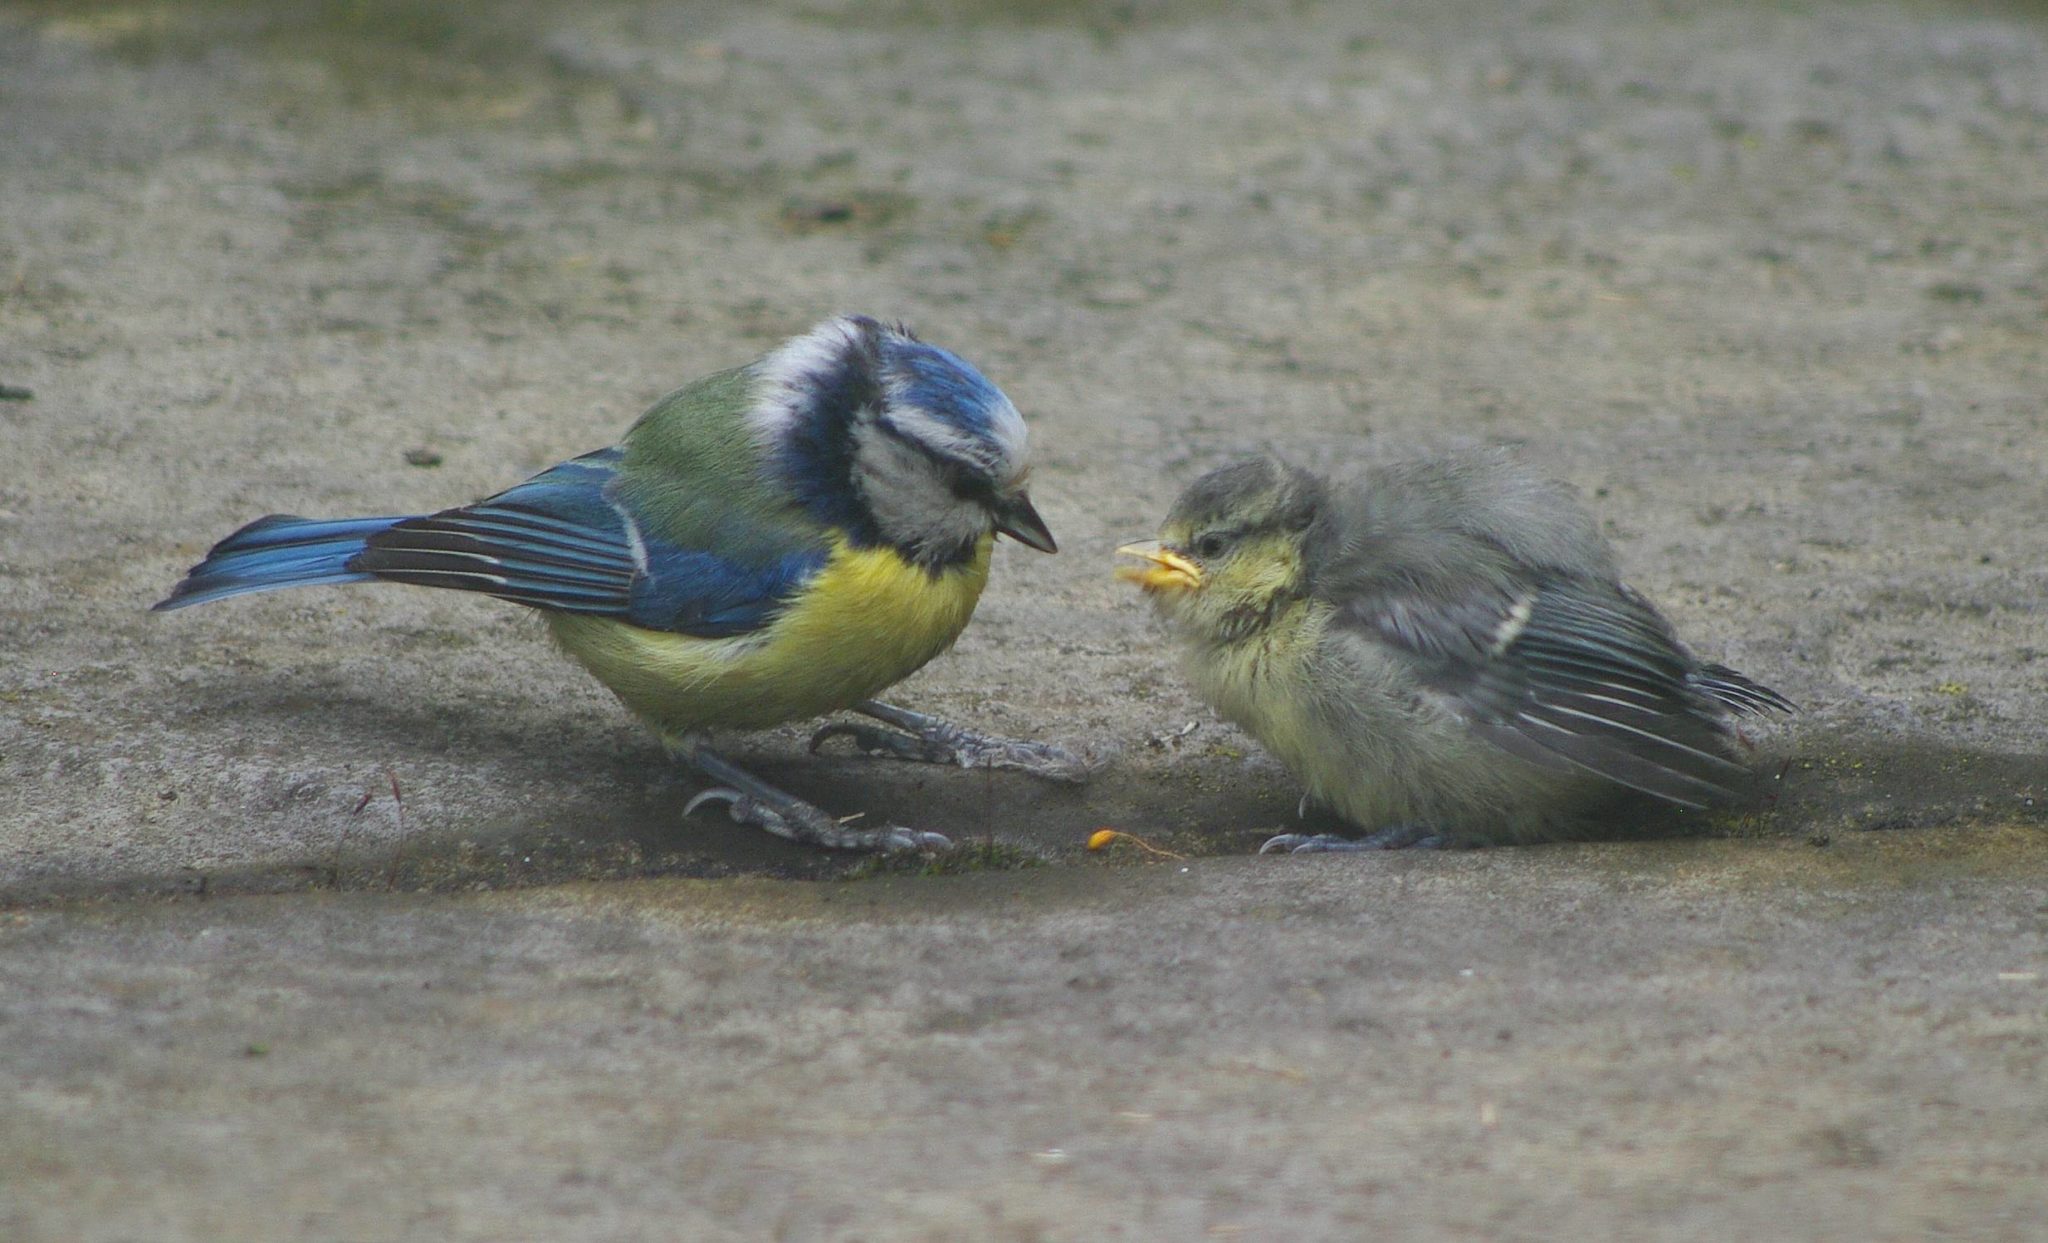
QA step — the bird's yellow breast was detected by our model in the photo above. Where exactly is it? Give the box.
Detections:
[1188,599,1333,770]
[547,535,994,737]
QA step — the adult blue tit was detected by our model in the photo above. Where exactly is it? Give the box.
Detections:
[158,314,1081,852]
[1117,451,1791,851]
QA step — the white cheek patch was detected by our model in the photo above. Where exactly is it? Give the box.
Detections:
[852,422,993,552]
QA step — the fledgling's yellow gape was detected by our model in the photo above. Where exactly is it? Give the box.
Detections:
[1118,452,1791,851]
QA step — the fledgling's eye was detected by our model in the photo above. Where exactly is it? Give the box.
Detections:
[1193,531,1231,559]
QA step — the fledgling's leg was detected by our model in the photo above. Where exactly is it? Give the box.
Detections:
[1259,824,1453,854]
[808,699,1092,783]
[677,741,951,853]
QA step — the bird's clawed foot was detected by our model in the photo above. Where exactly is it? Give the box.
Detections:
[1258,824,1452,854]
[681,745,950,853]
[808,699,1093,784]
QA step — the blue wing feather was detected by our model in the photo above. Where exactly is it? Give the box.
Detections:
[630,543,828,636]
[348,448,828,638]
[160,447,830,637]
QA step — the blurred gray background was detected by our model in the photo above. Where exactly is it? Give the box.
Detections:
[2,1,2044,1238]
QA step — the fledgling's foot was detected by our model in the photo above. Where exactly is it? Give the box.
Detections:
[682,744,950,853]
[1258,824,1452,854]
[808,699,1094,784]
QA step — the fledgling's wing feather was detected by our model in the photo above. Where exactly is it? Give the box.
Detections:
[1691,661,1796,717]
[352,446,830,639]
[1610,582,1795,718]
[1345,575,1755,808]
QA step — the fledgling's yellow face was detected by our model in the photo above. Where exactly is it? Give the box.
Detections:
[1117,510,1313,645]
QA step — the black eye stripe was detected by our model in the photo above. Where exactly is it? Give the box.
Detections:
[951,474,998,502]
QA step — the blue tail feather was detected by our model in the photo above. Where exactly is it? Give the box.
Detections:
[154,514,411,611]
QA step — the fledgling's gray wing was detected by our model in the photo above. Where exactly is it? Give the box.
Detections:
[1343,575,1755,808]
[1612,583,1795,719]
[1692,662,1795,716]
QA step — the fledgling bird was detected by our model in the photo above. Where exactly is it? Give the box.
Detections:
[1117,451,1791,851]
[158,314,1080,852]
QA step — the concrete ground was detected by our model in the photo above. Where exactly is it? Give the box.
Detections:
[2,0,2044,1238]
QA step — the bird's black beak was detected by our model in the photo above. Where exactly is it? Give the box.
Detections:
[992,491,1058,554]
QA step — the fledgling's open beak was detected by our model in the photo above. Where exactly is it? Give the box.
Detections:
[1115,541,1204,593]
[992,491,1058,553]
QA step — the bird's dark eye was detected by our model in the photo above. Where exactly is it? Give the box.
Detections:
[1194,531,1231,559]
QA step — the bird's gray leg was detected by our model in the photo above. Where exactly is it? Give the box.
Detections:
[808,699,1091,783]
[678,742,951,853]
[1259,824,1453,854]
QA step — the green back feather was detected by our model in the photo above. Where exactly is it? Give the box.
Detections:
[616,366,827,562]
